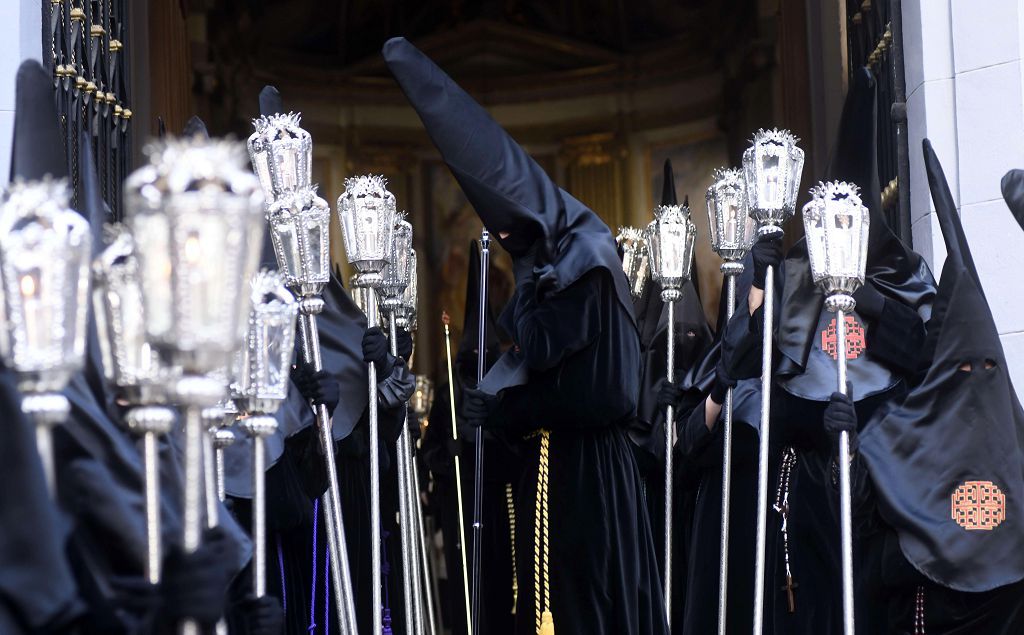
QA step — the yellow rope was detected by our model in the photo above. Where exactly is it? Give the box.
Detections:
[532,430,554,635]
[506,482,519,615]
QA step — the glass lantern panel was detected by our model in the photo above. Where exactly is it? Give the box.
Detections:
[258,311,294,400]
[658,223,690,279]
[271,142,300,194]
[271,215,302,281]
[304,207,330,281]
[132,213,173,339]
[251,148,274,199]
[803,202,828,283]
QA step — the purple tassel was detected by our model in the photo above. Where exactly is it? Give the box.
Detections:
[277,534,287,615]
[308,499,319,633]
[324,540,330,634]
[382,608,393,635]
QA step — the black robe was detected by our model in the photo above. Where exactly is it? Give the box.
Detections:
[484,269,666,635]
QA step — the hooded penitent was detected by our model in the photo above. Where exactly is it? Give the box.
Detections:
[772,67,935,401]
[860,140,1024,593]
[631,159,713,469]
[0,69,83,632]
[386,37,665,635]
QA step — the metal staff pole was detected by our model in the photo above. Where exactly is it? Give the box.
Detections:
[706,166,757,635]
[339,174,398,635]
[743,129,803,635]
[470,230,490,635]
[390,311,420,635]
[833,300,856,635]
[646,205,697,622]
[125,406,175,584]
[802,180,869,635]
[443,313,473,634]
[412,453,438,635]
[296,301,360,632]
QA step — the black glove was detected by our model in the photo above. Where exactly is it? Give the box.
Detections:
[396,328,413,361]
[751,234,784,290]
[656,378,682,410]
[291,362,340,417]
[461,387,497,428]
[823,391,858,454]
[709,359,738,405]
[159,527,231,625]
[408,412,422,442]
[363,327,396,376]
[234,595,284,635]
[852,284,886,319]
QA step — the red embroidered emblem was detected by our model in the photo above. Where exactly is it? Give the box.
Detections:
[820,315,866,360]
[951,481,1006,531]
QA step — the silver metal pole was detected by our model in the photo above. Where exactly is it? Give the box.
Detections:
[412,453,438,635]
[718,264,741,635]
[663,298,676,622]
[126,406,175,585]
[202,418,219,530]
[835,305,855,635]
[297,301,360,634]
[244,415,278,599]
[21,393,69,497]
[470,231,490,635]
[365,288,384,635]
[176,375,222,635]
[390,314,419,635]
[752,230,780,635]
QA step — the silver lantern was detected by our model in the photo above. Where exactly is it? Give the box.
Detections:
[380,216,413,315]
[742,128,805,235]
[616,226,650,299]
[743,128,804,635]
[350,274,373,316]
[705,166,757,635]
[707,167,757,263]
[124,139,265,375]
[92,223,177,584]
[802,180,869,635]
[265,186,331,297]
[232,270,298,599]
[338,174,397,285]
[0,179,91,495]
[124,138,265,635]
[802,181,870,305]
[398,249,418,331]
[646,205,697,303]
[643,198,696,618]
[411,375,434,420]
[247,112,313,202]
[337,174,397,633]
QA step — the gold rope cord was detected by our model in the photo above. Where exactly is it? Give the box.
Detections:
[506,482,519,615]
[530,429,554,634]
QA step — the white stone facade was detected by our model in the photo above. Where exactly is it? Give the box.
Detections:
[903,0,1024,390]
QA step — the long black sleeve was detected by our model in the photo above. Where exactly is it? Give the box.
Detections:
[511,273,603,372]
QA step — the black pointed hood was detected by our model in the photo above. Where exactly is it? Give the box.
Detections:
[181,115,209,139]
[661,159,678,207]
[11,60,66,181]
[259,85,283,119]
[383,37,634,326]
[776,66,935,381]
[156,117,166,140]
[860,139,1024,592]
[456,239,502,379]
[1000,169,1024,234]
